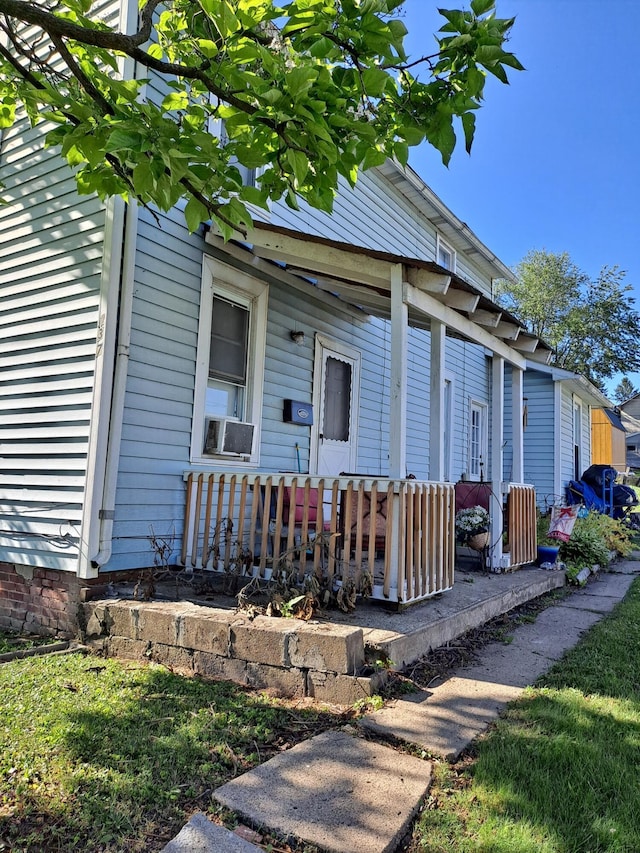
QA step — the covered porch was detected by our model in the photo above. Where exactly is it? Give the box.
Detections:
[179,222,551,604]
[181,471,538,606]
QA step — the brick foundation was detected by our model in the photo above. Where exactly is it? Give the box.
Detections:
[0,562,146,639]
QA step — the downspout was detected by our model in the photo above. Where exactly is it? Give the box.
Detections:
[83,0,140,572]
[90,201,138,568]
[78,196,126,578]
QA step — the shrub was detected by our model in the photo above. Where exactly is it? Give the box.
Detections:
[587,513,633,557]
[558,514,610,570]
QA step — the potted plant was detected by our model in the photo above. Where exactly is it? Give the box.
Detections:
[455,505,491,551]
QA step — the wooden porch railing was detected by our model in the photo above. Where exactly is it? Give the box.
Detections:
[505,483,537,567]
[180,472,455,605]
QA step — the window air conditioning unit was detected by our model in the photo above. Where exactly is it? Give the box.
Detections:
[203,417,255,456]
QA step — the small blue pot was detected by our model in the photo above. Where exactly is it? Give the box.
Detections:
[537,545,560,566]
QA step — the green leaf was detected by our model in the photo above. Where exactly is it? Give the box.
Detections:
[286,148,309,186]
[161,92,189,112]
[361,67,391,97]
[461,112,476,154]
[184,196,210,232]
[196,39,219,59]
[393,139,409,168]
[361,146,387,170]
[105,128,145,153]
[0,98,15,128]
[470,0,495,15]
[285,66,318,99]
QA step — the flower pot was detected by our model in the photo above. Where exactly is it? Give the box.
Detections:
[537,545,560,566]
[467,531,490,551]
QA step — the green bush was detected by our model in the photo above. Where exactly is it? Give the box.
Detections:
[558,514,611,570]
[587,513,633,557]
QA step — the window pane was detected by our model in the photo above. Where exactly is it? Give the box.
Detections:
[323,357,351,442]
[209,297,249,384]
[438,246,452,269]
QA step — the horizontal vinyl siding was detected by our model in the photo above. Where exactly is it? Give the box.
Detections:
[106,206,203,570]
[523,372,557,508]
[559,387,575,488]
[0,119,107,572]
[266,168,493,295]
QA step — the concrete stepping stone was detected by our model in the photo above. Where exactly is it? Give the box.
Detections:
[213,729,431,853]
[360,677,522,762]
[159,812,262,852]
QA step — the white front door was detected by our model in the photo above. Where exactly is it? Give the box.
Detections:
[312,335,360,476]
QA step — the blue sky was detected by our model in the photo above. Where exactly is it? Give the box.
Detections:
[399,0,640,398]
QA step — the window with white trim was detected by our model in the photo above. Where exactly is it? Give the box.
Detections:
[192,258,268,464]
[468,399,488,481]
[436,235,456,272]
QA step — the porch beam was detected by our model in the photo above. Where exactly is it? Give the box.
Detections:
[511,334,539,354]
[403,283,527,368]
[246,229,392,289]
[389,264,408,479]
[490,355,505,569]
[493,321,521,341]
[511,365,524,483]
[429,319,446,481]
[472,308,502,328]
[527,348,553,365]
[405,267,451,295]
[439,291,480,312]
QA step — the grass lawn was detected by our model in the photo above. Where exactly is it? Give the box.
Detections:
[0,652,348,852]
[0,630,58,655]
[410,575,640,853]
[3,575,640,853]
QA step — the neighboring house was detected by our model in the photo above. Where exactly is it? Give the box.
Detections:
[618,396,640,474]
[0,38,552,636]
[505,363,612,510]
[591,408,627,472]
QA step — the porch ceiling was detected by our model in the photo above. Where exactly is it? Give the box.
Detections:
[206,221,552,366]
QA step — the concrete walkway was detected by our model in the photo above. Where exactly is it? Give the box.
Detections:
[161,562,640,853]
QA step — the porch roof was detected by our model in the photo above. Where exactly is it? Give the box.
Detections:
[206,221,553,368]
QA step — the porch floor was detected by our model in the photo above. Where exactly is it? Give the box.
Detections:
[95,563,566,674]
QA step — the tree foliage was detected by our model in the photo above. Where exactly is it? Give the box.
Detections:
[496,249,640,388]
[0,0,523,236]
[613,377,639,404]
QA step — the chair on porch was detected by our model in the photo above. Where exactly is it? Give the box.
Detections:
[343,490,388,556]
[256,483,329,563]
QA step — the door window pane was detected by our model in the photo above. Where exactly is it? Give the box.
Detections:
[323,357,351,442]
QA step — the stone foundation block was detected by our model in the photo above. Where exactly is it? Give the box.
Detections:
[230,616,297,667]
[105,636,149,660]
[307,670,387,706]
[136,604,179,645]
[103,602,139,638]
[178,608,234,656]
[246,662,307,698]
[193,651,250,686]
[288,624,365,674]
[83,603,108,639]
[147,643,194,675]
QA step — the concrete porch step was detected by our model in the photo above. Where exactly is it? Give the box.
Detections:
[342,566,567,671]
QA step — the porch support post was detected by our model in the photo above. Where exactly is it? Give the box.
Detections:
[511,364,525,483]
[490,355,505,569]
[389,263,408,479]
[429,319,446,481]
